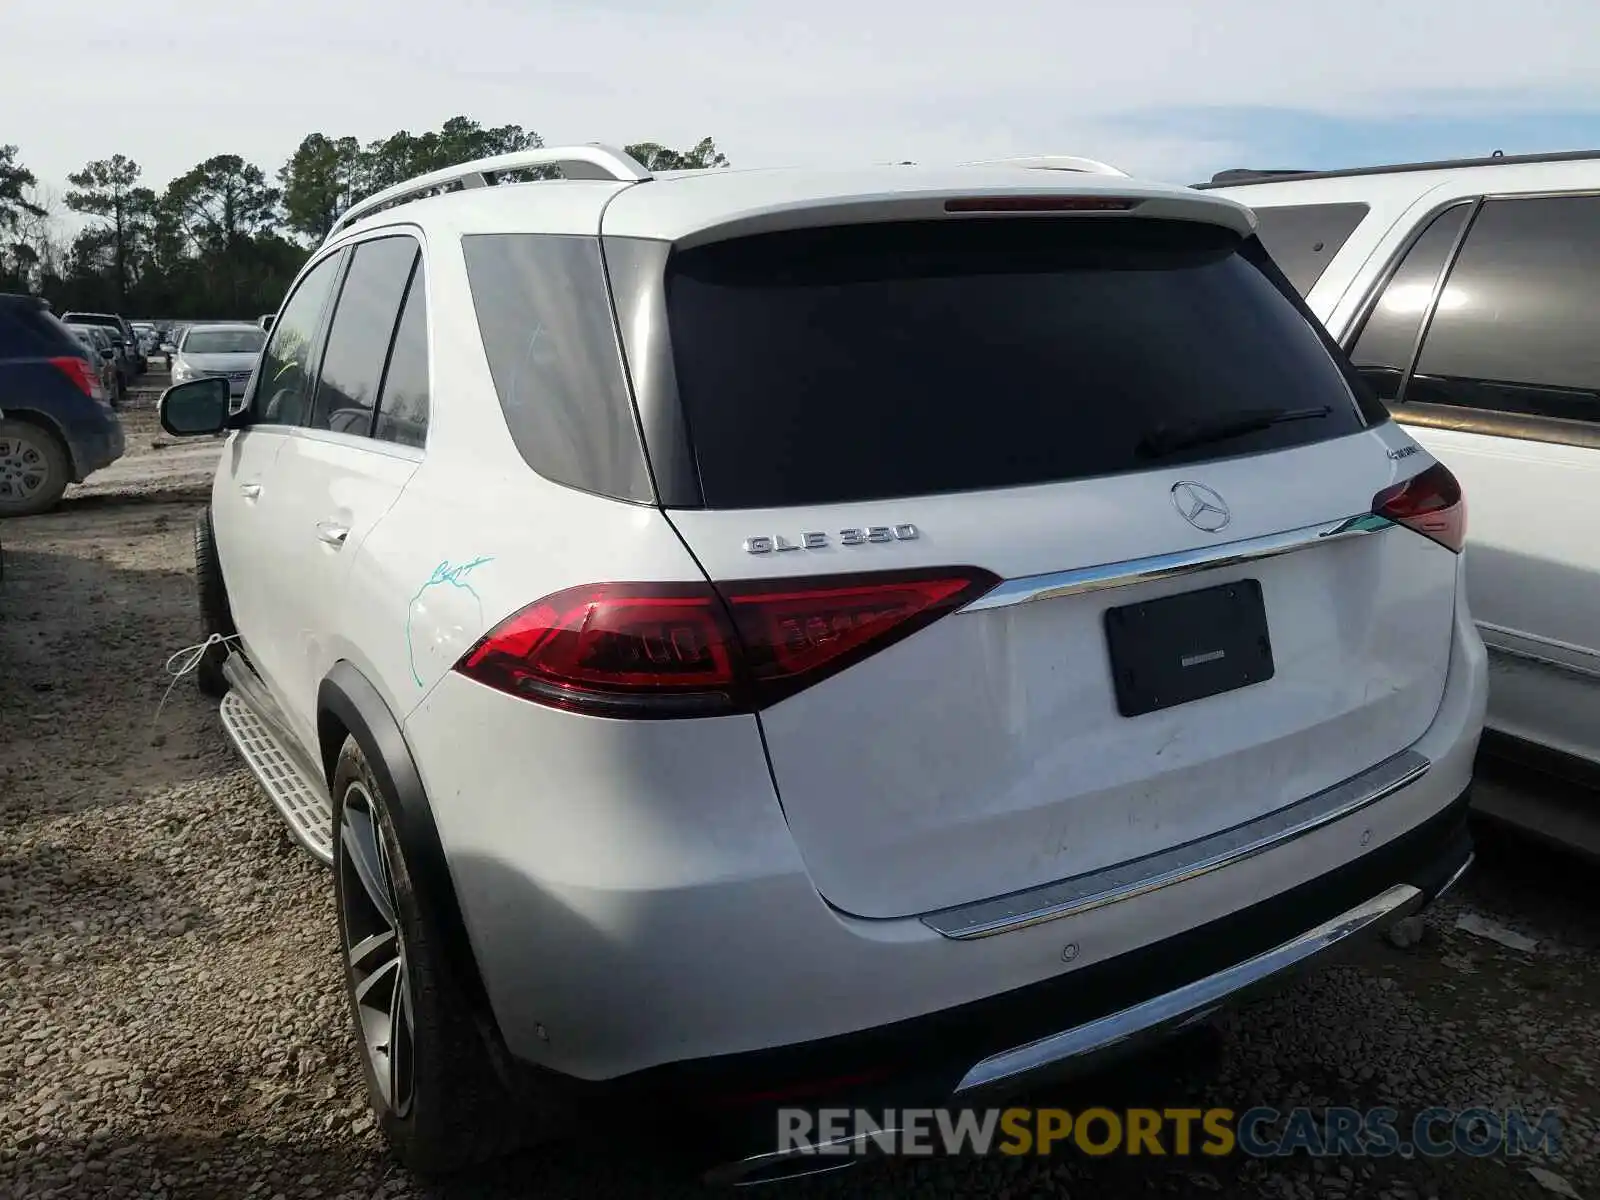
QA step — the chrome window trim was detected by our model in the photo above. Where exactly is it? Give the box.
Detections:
[921,747,1429,940]
[960,512,1395,614]
[1478,621,1600,681]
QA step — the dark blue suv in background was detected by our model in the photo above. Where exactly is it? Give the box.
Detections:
[0,293,125,517]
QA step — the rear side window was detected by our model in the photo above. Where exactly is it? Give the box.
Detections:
[1250,203,1370,295]
[462,234,652,502]
[664,218,1368,508]
[311,235,419,437]
[1347,203,1472,402]
[1408,195,1600,422]
[374,261,429,449]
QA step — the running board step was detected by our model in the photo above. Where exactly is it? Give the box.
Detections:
[219,690,335,865]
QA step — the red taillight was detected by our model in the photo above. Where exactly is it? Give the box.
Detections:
[1372,461,1466,553]
[51,355,98,398]
[455,568,998,718]
[722,570,992,707]
[456,583,740,718]
[944,195,1141,213]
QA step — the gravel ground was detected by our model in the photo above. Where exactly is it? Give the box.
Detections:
[1,393,1597,1199]
[61,381,221,508]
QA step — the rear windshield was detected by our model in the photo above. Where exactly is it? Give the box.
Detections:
[1,302,88,357]
[1249,202,1369,295]
[664,218,1368,508]
[183,328,265,354]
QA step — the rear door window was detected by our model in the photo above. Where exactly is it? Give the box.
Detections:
[1347,203,1472,402]
[663,218,1369,508]
[1407,195,1600,422]
[1249,202,1370,295]
[373,260,430,449]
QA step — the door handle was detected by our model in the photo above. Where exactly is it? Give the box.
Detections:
[239,483,261,499]
[316,521,350,547]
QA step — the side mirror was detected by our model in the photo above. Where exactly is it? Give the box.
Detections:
[99,348,115,361]
[160,377,232,437]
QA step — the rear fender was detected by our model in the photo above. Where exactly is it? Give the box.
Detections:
[316,661,517,1084]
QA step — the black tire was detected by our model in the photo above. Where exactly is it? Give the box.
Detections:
[193,508,235,697]
[0,418,71,517]
[331,736,527,1175]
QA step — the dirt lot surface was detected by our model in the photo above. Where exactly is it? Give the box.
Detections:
[2,391,1597,1199]
[62,381,220,508]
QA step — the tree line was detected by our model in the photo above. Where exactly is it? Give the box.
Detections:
[0,121,729,319]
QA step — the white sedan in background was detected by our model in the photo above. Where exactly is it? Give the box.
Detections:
[171,324,267,399]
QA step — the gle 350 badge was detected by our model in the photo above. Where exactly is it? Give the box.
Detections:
[744,524,920,554]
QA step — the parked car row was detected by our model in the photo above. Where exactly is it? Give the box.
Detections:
[158,145,1484,1181]
[58,311,146,390]
[0,304,268,521]
[61,322,124,406]
[0,293,126,517]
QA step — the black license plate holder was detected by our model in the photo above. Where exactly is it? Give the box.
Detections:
[1103,579,1275,717]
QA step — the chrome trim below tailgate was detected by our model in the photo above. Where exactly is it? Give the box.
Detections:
[952,882,1424,1095]
[921,748,1430,939]
[961,513,1395,613]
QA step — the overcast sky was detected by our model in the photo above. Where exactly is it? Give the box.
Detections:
[7,0,1600,201]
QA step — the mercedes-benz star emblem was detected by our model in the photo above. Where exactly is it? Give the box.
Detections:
[1171,481,1231,533]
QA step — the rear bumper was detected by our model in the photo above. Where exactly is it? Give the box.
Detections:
[63,405,125,480]
[621,785,1472,1109]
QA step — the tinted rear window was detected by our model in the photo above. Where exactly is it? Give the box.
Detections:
[183,328,267,354]
[0,302,88,358]
[1249,203,1369,295]
[664,218,1367,508]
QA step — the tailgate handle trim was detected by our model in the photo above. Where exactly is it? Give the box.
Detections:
[961,512,1395,613]
[920,747,1429,940]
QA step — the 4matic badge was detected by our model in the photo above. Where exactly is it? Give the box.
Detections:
[744,524,920,554]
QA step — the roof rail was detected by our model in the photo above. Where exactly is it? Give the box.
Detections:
[961,154,1130,177]
[1204,168,1312,186]
[325,143,652,242]
[1194,148,1600,189]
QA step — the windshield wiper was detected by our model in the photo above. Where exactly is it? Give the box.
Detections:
[1135,405,1332,459]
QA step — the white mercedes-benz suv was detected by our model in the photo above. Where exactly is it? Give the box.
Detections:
[157,145,1487,1183]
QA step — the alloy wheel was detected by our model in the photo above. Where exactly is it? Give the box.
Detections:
[0,433,48,503]
[339,783,415,1117]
